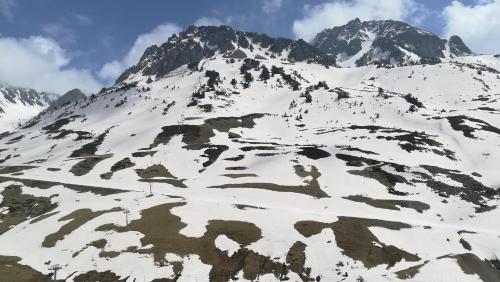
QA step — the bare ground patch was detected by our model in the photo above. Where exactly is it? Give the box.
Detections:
[0,176,124,196]
[210,165,328,198]
[135,164,186,188]
[42,207,122,248]
[295,217,420,269]
[0,256,51,281]
[69,155,112,176]
[344,195,430,213]
[94,202,315,281]
[0,184,57,234]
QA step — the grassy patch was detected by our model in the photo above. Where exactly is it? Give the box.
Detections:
[94,202,314,281]
[211,165,328,198]
[344,195,430,213]
[0,256,51,281]
[42,207,122,248]
[295,217,419,269]
[0,185,57,234]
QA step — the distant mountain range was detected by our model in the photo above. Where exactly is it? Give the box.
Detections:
[0,84,87,130]
[0,83,58,129]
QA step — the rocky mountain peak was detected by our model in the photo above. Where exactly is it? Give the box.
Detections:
[113,21,476,85]
[63,88,86,97]
[47,88,86,111]
[116,25,335,84]
[345,17,363,29]
[448,35,472,56]
[312,19,473,67]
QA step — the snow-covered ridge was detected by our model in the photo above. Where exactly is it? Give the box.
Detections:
[312,18,472,67]
[0,83,58,130]
[115,25,336,84]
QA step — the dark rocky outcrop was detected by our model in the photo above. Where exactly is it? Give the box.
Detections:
[448,35,472,56]
[116,26,335,83]
[312,18,472,67]
[46,89,86,111]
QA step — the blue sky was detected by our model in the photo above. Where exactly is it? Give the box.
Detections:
[0,0,498,94]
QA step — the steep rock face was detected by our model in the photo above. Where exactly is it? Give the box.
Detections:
[47,89,86,111]
[312,18,472,67]
[448,35,472,57]
[116,25,335,83]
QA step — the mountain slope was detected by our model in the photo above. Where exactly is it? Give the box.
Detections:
[0,83,58,130]
[0,26,499,281]
[312,18,473,67]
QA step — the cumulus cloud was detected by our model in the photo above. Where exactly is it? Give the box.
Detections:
[443,0,500,54]
[98,23,181,84]
[0,35,102,94]
[263,0,283,14]
[292,0,426,41]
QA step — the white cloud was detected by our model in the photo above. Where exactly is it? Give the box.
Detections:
[194,17,225,26]
[98,23,181,84]
[0,35,102,94]
[0,0,15,20]
[263,0,283,14]
[292,0,425,41]
[443,0,500,54]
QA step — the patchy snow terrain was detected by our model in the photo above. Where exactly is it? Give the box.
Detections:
[0,25,499,281]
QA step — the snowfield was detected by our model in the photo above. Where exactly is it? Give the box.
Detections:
[0,39,499,281]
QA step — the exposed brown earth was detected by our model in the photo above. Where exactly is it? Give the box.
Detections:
[344,195,430,213]
[0,256,51,282]
[295,217,420,269]
[0,184,57,235]
[42,207,122,248]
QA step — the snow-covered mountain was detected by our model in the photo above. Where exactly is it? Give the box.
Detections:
[312,18,472,67]
[116,25,336,84]
[1,24,500,282]
[0,82,58,130]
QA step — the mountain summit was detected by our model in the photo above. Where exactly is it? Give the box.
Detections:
[46,89,86,112]
[116,20,474,85]
[312,18,473,67]
[116,25,336,83]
